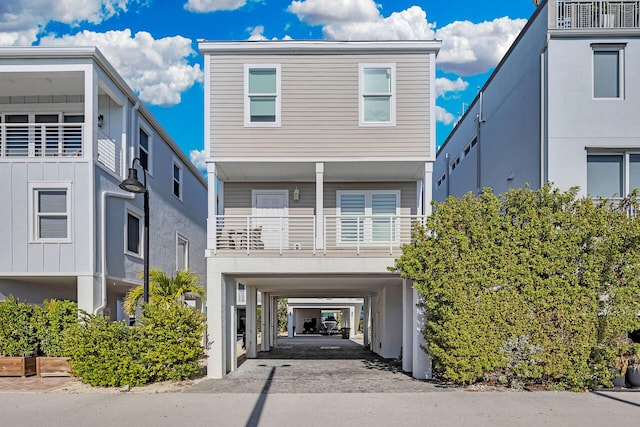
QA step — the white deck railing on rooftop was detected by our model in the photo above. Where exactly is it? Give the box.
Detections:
[555,1,640,29]
[213,215,425,256]
[0,123,83,158]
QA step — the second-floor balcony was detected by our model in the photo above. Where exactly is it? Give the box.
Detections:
[0,122,83,158]
[213,215,424,257]
[554,1,640,29]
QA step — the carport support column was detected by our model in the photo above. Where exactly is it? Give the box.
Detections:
[412,282,432,380]
[363,296,371,348]
[402,279,414,373]
[246,285,258,358]
[287,305,294,337]
[207,271,228,378]
[315,162,324,250]
[271,296,277,348]
[225,276,237,373]
[261,292,270,352]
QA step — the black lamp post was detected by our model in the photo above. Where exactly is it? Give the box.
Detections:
[119,157,149,303]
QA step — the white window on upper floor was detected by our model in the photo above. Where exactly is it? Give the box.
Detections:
[244,64,281,127]
[125,206,143,257]
[29,183,71,242]
[587,152,640,198]
[337,190,400,244]
[139,126,151,172]
[593,44,625,99]
[359,63,396,126]
[176,233,188,271]
[173,160,182,200]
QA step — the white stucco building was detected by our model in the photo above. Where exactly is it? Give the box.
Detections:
[0,47,207,318]
[435,0,640,201]
[199,40,440,379]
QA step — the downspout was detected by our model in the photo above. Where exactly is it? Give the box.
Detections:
[128,101,140,169]
[540,36,550,188]
[476,91,485,195]
[95,191,134,315]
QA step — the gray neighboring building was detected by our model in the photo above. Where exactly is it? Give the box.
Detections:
[199,40,440,379]
[435,0,640,201]
[0,47,207,319]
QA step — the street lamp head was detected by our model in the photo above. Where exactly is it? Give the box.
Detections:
[119,167,146,193]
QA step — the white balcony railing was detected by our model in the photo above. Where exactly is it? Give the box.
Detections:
[0,123,83,158]
[214,215,425,256]
[555,1,640,29]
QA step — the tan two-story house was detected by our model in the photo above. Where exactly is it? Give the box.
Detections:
[198,40,440,379]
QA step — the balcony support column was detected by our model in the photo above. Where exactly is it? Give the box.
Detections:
[315,162,324,250]
[411,281,432,380]
[423,162,433,216]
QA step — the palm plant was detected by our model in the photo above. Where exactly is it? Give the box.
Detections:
[123,268,205,315]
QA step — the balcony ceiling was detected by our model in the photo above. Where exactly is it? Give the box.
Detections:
[0,72,83,97]
[231,273,401,298]
[215,161,427,182]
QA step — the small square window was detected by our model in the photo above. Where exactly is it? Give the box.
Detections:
[126,211,142,255]
[139,128,150,170]
[177,234,188,271]
[173,161,182,199]
[360,64,396,126]
[245,64,281,127]
[34,188,69,240]
[593,45,624,99]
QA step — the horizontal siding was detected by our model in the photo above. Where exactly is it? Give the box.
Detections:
[209,53,432,159]
[223,181,416,216]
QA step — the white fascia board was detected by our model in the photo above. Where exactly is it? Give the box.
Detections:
[198,40,441,55]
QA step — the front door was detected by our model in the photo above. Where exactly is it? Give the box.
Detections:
[253,190,288,250]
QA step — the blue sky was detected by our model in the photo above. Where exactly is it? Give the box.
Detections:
[0,0,538,170]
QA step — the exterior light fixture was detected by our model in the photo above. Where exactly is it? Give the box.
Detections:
[119,157,149,303]
[293,186,300,201]
[97,114,104,128]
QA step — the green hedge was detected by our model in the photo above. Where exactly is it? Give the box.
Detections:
[394,185,640,390]
[0,296,38,357]
[65,302,206,387]
[35,299,78,357]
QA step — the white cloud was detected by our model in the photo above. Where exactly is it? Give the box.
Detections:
[288,0,380,25]
[247,25,267,41]
[435,77,469,98]
[288,2,526,77]
[184,0,246,13]
[435,106,455,125]
[190,149,207,172]
[39,29,203,107]
[435,17,527,76]
[0,0,139,46]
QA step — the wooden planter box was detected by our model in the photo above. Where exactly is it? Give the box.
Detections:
[36,357,71,377]
[0,356,37,377]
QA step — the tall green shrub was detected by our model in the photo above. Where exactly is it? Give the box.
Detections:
[0,296,38,357]
[393,185,640,389]
[34,299,78,357]
[64,313,149,387]
[139,302,206,381]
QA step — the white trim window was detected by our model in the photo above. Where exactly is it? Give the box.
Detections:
[593,44,625,99]
[173,160,182,200]
[244,64,281,127]
[29,183,71,242]
[176,233,189,271]
[337,190,400,244]
[359,63,396,126]
[138,126,151,172]
[587,151,640,197]
[125,206,143,257]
